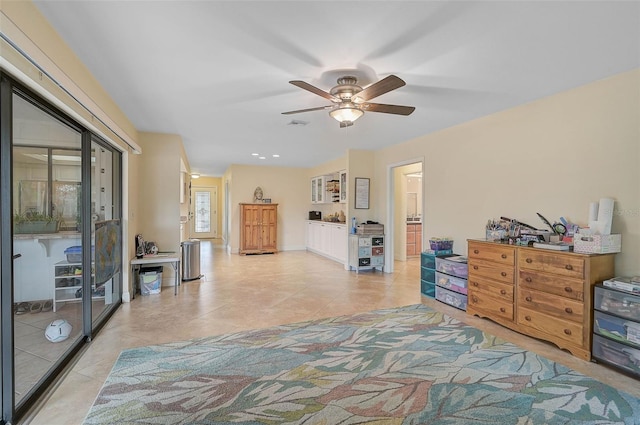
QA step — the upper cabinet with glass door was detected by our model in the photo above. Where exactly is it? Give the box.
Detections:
[311,171,347,204]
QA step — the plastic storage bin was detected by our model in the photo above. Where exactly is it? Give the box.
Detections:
[592,334,640,377]
[421,279,436,298]
[594,311,635,345]
[594,286,640,322]
[139,266,162,295]
[435,256,468,279]
[435,286,467,310]
[436,271,468,295]
[64,245,94,263]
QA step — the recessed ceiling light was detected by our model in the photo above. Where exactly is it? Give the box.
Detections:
[259,156,266,160]
[272,154,280,158]
[251,153,259,156]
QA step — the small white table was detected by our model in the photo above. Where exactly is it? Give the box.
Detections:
[131,254,181,296]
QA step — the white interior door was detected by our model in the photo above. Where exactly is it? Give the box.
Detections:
[191,186,218,238]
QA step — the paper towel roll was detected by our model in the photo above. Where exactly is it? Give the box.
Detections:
[596,198,614,235]
[588,202,599,222]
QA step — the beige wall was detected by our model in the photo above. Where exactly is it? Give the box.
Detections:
[138,132,185,254]
[227,164,309,253]
[375,69,640,276]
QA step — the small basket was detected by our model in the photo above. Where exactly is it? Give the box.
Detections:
[429,239,453,251]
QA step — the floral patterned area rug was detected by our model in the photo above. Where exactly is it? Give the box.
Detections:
[84,304,640,424]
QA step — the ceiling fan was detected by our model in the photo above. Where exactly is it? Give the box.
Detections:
[282,75,415,128]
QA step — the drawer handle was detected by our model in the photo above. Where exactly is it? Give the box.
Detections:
[525,315,531,321]
[472,281,479,287]
[564,287,573,293]
[525,258,533,263]
[565,307,573,314]
[474,249,479,254]
[501,272,507,277]
[500,289,506,295]
[472,296,478,303]
[525,277,532,283]
[564,329,572,335]
[501,254,507,259]
[499,307,506,313]
[473,265,479,270]
[525,296,532,302]
[565,264,573,271]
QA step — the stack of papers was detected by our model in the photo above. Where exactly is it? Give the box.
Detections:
[532,242,570,251]
[603,277,640,294]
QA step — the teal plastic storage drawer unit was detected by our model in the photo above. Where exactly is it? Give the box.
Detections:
[420,252,454,298]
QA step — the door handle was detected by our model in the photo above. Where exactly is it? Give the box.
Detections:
[12,254,22,260]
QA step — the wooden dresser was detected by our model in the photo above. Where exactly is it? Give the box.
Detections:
[239,203,278,254]
[467,239,615,360]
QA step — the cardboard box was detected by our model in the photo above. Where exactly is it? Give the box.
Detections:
[573,234,621,254]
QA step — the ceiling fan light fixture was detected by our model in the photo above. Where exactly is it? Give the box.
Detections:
[329,105,364,123]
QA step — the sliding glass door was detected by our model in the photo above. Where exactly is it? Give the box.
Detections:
[11,94,85,406]
[1,73,123,423]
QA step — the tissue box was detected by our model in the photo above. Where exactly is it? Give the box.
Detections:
[573,234,621,254]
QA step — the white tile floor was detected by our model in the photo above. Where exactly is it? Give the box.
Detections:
[21,240,640,424]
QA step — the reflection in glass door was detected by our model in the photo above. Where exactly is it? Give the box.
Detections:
[11,93,84,405]
[90,139,122,326]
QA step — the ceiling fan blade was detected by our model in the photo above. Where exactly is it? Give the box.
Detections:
[362,102,415,116]
[339,121,354,128]
[289,80,339,102]
[282,105,333,115]
[352,75,406,102]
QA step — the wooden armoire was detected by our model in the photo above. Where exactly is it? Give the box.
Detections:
[239,203,278,254]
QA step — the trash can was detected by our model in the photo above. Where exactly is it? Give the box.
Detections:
[181,239,201,281]
[139,266,163,295]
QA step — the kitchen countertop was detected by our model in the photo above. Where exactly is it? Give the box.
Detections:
[307,220,346,225]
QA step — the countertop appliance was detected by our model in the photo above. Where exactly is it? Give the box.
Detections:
[309,211,322,220]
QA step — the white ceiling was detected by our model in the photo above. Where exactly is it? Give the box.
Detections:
[33,1,639,177]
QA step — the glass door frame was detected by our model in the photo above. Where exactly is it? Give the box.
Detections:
[0,71,124,424]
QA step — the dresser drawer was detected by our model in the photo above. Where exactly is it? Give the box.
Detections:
[468,242,515,266]
[518,270,584,301]
[518,307,583,346]
[358,238,372,247]
[468,278,513,302]
[371,246,384,256]
[468,291,513,321]
[358,247,371,257]
[468,260,514,284]
[518,288,584,323]
[518,249,584,279]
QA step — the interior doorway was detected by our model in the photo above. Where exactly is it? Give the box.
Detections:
[191,186,218,239]
[386,158,424,272]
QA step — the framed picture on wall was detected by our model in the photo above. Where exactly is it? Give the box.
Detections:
[354,177,370,209]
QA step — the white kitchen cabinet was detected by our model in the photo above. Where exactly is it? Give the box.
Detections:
[311,171,347,204]
[306,221,347,264]
[331,224,347,262]
[339,170,347,203]
[311,176,325,203]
